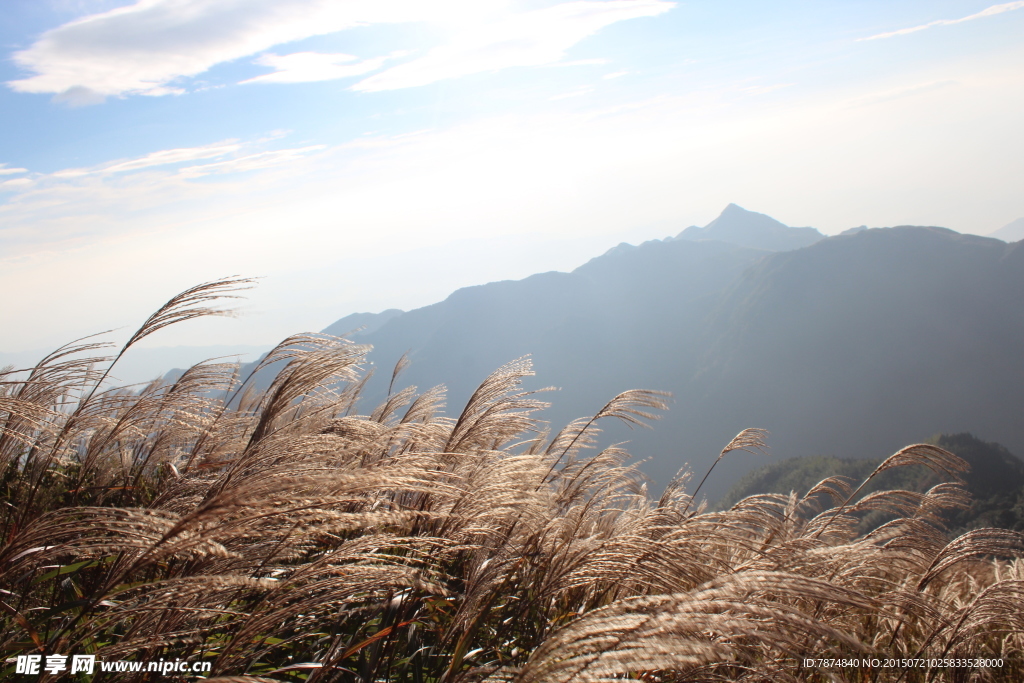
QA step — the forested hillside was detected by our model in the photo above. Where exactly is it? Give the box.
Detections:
[718,433,1024,533]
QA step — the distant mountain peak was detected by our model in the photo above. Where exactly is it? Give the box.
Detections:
[705,203,789,232]
[720,202,765,217]
[322,308,404,338]
[990,217,1024,243]
[675,204,825,252]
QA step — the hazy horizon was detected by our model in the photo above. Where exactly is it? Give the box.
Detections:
[2,1,1023,352]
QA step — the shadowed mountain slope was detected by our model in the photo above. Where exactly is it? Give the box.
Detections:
[680,227,1024,493]
[355,238,769,446]
[322,216,1024,501]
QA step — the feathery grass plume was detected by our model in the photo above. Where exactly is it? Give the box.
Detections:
[511,571,875,683]
[239,333,368,450]
[686,427,769,515]
[813,443,970,540]
[545,389,670,463]
[445,356,552,455]
[917,529,1024,590]
[388,352,411,395]
[120,277,256,351]
[799,474,857,512]
[82,276,255,413]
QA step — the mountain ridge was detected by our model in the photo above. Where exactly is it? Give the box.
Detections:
[213,205,1024,503]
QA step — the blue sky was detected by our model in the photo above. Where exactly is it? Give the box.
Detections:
[1,0,1023,352]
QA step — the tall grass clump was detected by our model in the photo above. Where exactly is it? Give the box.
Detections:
[2,280,1023,682]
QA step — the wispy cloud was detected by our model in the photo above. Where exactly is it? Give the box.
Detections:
[0,139,322,196]
[178,146,326,177]
[861,1,1024,41]
[242,52,399,85]
[352,1,673,92]
[46,142,241,179]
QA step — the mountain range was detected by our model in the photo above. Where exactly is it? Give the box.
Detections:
[308,204,1024,501]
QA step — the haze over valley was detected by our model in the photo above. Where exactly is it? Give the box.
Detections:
[84,203,1015,502]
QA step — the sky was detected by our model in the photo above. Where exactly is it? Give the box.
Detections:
[1,0,1023,353]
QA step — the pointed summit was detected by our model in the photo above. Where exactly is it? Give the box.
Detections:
[989,217,1024,243]
[676,203,824,251]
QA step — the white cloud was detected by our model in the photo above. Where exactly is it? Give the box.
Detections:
[50,141,242,178]
[862,1,1024,41]
[0,139,321,210]
[0,136,329,269]
[242,52,397,85]
[8,0,674,100]
[353,1,674,92]
[105,142,242,173]
[50,84,109,106]
[7,0,454,99]
[177,145,326,176]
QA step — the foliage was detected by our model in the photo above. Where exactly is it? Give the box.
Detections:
[718,433,1024,533]
[2,280,1024,682]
